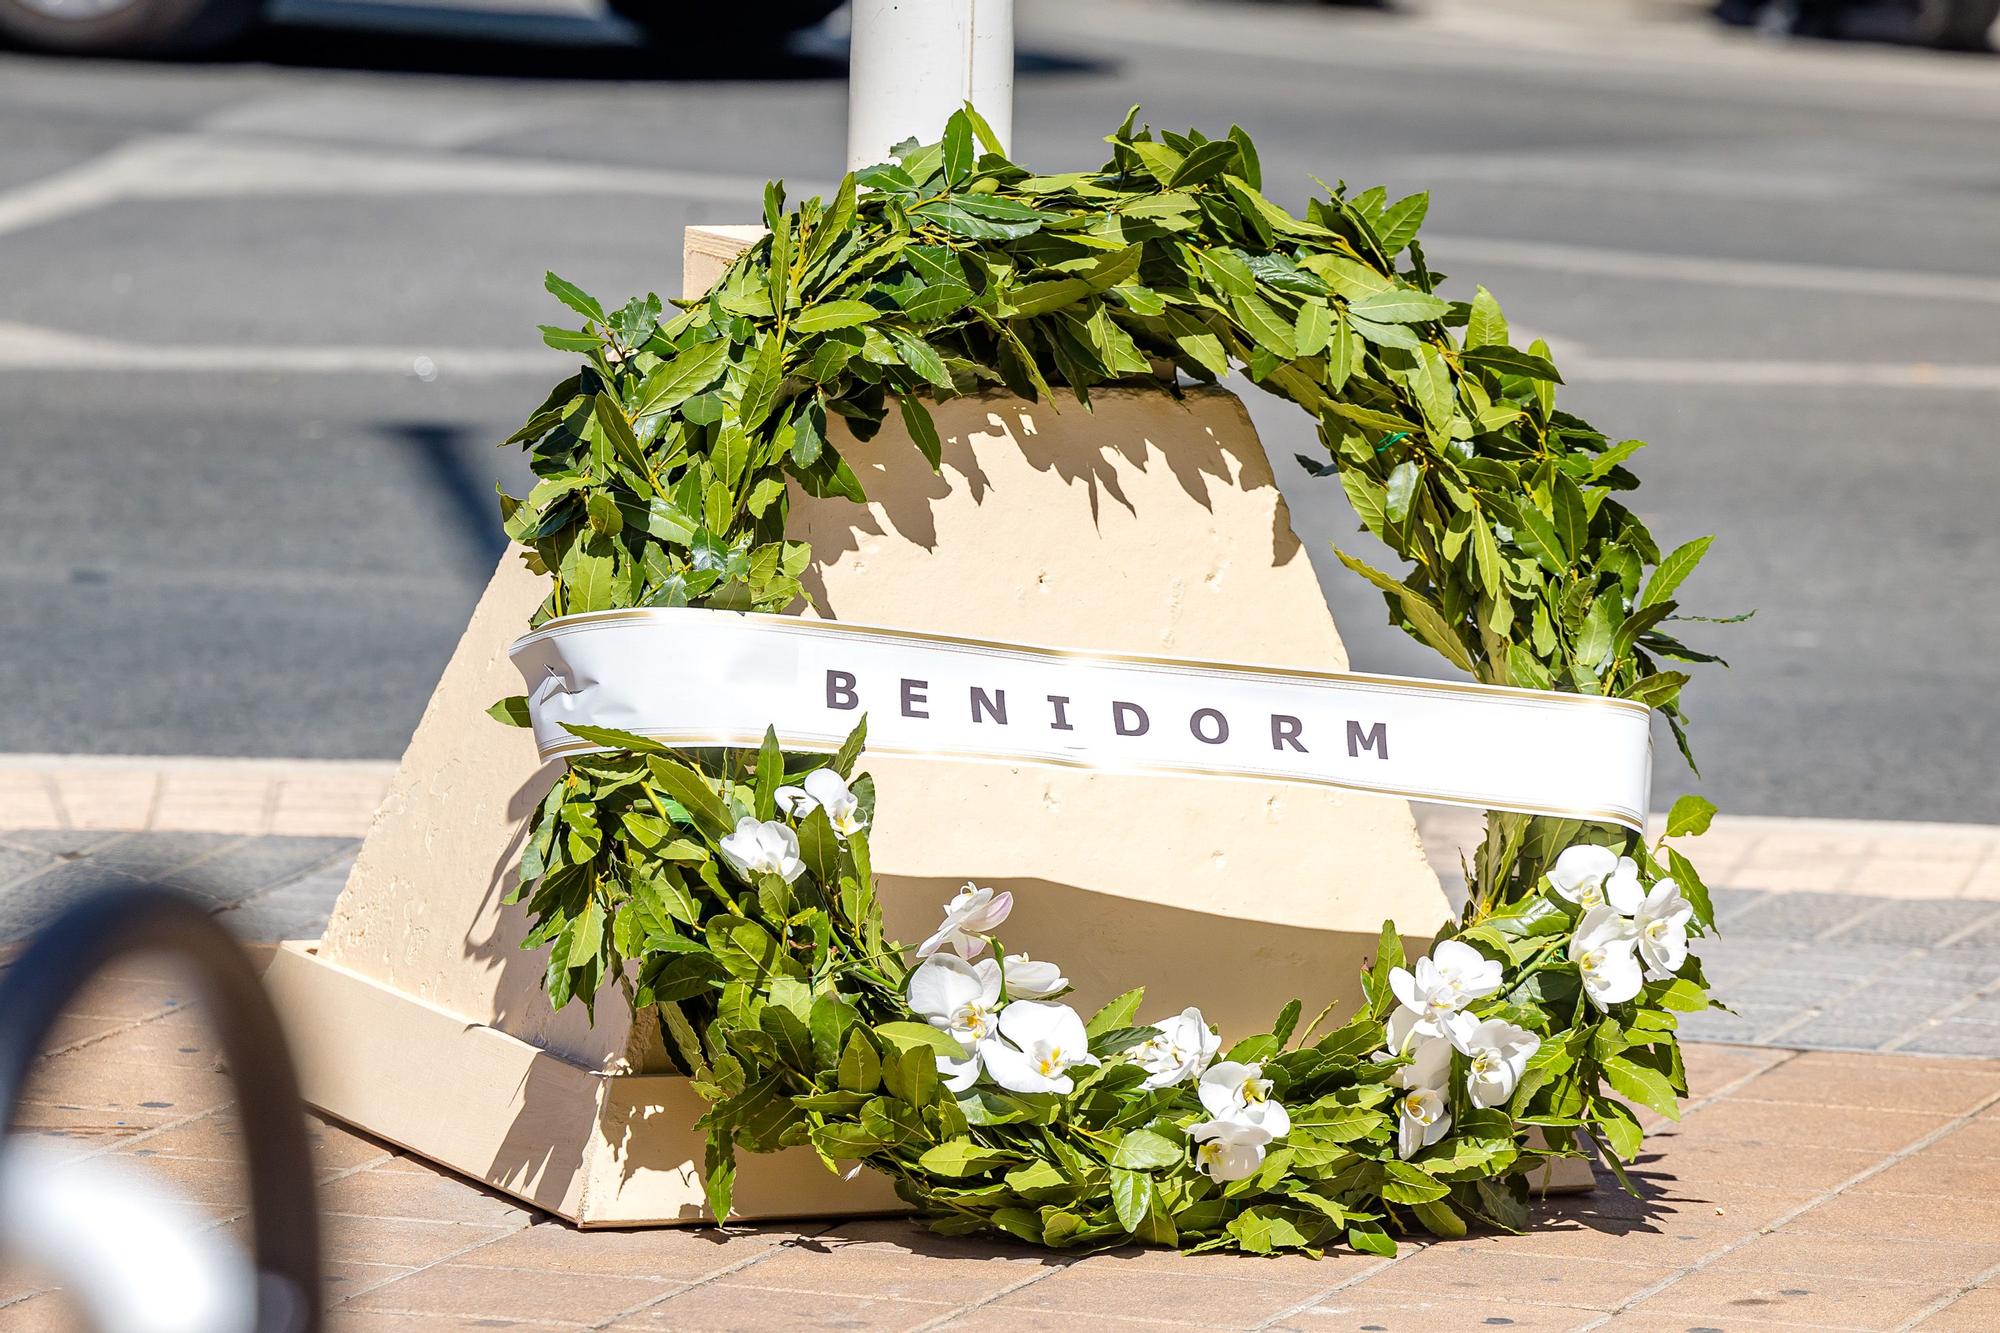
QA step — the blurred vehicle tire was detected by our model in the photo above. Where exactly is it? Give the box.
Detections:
[1911,0,2000,47]
[608,0,843,49]
[0,0,259,55]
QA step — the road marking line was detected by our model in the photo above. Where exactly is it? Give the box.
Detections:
[3,317,1992,393]
[0,132,815,242]
[0,320,555,376]
[1429,234,2000,305]
[1561,357,2000,390]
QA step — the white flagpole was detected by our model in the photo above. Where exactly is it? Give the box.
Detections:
[846,0,1015,171]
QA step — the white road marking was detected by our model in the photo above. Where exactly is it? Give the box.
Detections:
[0,133,816,242]
[1426,234,2000,305]
[1562,357,2000,390]
[0,318,1992,391]
[196,89,544,151]
[0,320,556,376]
[0,129,1989,315]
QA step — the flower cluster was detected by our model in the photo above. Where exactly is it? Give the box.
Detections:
[905,884,1283,1180]
[1550,844,1696,1009]
[1189,1060,1290,1182]
[1379,939,1538,1157]
[717,768,868,885]
[907,885,1090,1094]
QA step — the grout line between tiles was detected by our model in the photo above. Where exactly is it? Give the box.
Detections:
[1571,1081,2000,1330]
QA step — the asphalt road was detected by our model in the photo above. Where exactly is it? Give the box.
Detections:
[3,0,1997,824]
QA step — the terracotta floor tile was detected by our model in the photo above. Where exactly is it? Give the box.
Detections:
[1596,1313,1816,1332]
[9,1102,184,1139]
[619,1282,942,1331]
[72,1022,230,1072]
[989,1264,1335,1329]
[0,1265,44,1306]
[35,1013,132,1053]
[59,974,195,1022]
[1084,1234,1394,1288]
[1285,1287,1603,1332]
[1681,1044,1795,1097]
[1660,1097,1950,1154]
[1789,1189,2000,1245]
[319,1260,418,1304]
[329,1310,551,1332]
[1912,1284,2000,1331]
[312,1213,521,1267]
[453,1219,811,1282]
[726,1220,1061,1303]
[340,1261,675,1324]
[1730,1051,2000,1116]
[923,1308,1187,1332]
[1490,1189,1814,1266]
[366,1153,462,1177]
[1710,1231,2000,1286]
[1360,1244,1677,1311]
[114,1152,251,1211]
[1632,1266,1958,1331]
[1632,1139,1887,1193]
[120,1108,245,1161]
[16,1054,233,1121]
[1932,1118,2000,1162]
[304,1118,398,1173]
[0,1293,82,1333]
[1847,1149,2000,1201]
[317,1164,537,1228]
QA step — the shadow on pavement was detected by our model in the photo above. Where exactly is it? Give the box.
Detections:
[376,421,511,581]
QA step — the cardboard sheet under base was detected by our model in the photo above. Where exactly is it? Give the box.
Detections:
[262,940,904,1227]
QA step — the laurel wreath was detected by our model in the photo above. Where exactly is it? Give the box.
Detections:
[492,107,1726,1256]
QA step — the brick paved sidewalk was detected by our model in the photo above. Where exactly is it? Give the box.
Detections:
[3,995,1997,1332]
[7,812,1999,1058]
[3,785,2000,1330]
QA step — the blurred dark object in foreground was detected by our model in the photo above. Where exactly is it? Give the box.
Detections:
[1716,0,1999,48]
[0,886,321,1332]
[0,0,840,61]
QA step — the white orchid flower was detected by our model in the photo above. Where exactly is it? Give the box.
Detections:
[996,954,1067,999]
[1394,1085,1451,1159]
[1633,878,1694,980]
[1197,1061,1292,1140]
[1190,1116,1271,1183]
[1448,1016,1541,1110]
[717,816,805,884]
[1374,1002,1449,1066]
[936,1047,982,1093]
[1389,939,1503,1024]
[916,882,1014,960]
[1386,1026,1454,1159]
[1390,1027,1454,1093]
[1129,1006,1222,1091]
[1571,906,1644,1011]
[979,1001,1099,1095]
[774,768,866,838]
[1548,844,1644,914]
[907,955,1003,1050]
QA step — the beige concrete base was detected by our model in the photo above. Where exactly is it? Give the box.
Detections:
[264,223,1560,1227]
[263,939,904,1226]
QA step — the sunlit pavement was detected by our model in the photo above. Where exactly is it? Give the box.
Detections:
[3,940,1999,1329]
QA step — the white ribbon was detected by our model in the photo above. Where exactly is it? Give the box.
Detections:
[511,608,1653,830]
